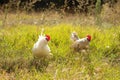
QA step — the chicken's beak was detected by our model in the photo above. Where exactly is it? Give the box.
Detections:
[46,37,49,41]
[45,35,50,41]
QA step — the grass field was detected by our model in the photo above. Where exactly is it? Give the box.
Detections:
[0,23,120,80]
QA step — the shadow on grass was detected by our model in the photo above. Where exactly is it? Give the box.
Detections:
[0,57,50,73]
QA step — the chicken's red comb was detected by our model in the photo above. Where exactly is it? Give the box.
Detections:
[45,34,50,41]
[87,35,91,41]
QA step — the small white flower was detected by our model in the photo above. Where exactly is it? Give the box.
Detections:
[34,21,37,25]
[106,46,110,48]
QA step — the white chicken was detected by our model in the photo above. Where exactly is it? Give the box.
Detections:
[70,32,91,52]
[32,29,52,58]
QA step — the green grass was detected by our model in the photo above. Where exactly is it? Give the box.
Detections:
[0,24,120,80]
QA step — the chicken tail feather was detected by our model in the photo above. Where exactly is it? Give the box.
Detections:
[71,31,79,42]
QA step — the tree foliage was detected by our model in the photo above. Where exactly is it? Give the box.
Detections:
[0,0,118,13]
